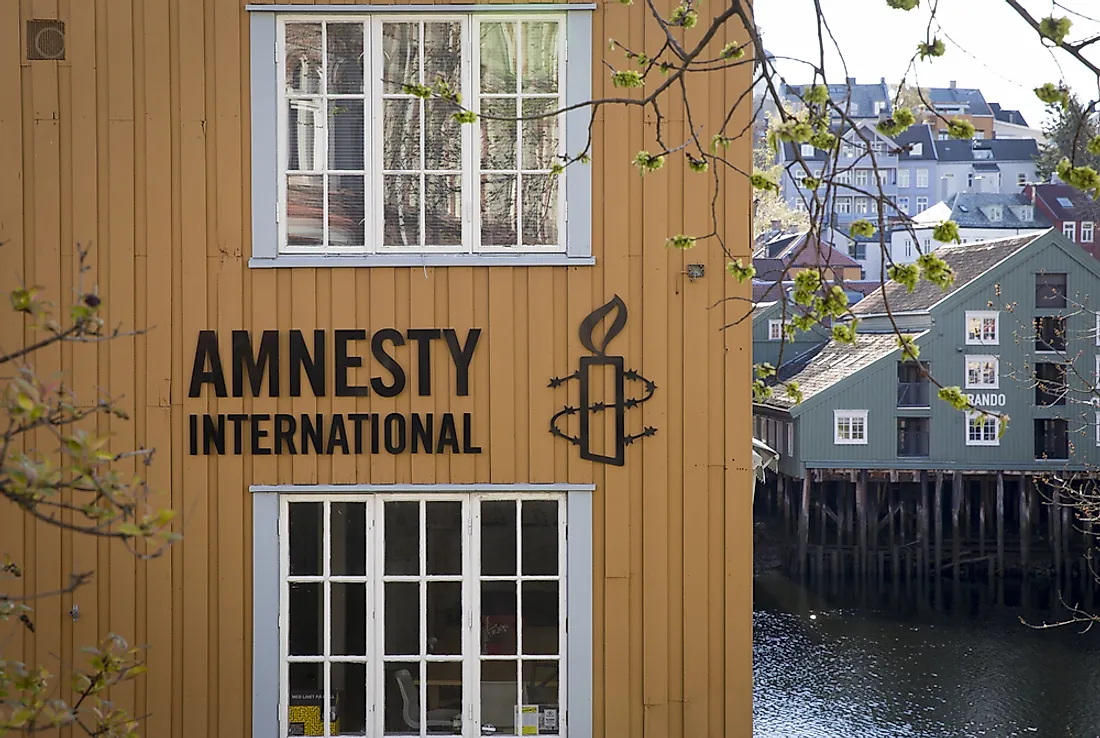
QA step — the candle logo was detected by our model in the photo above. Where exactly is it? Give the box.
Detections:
[548,295,656,466]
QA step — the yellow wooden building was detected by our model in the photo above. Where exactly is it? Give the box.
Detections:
[0,0,754,735]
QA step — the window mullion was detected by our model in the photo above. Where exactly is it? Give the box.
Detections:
[323,499,332,738]
[419,499,428,738]
[321,21,330,251]
[466,17,476,255]
[465,497,478,737]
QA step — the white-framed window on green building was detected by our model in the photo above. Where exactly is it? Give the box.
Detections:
[248,6,595,268]
[965,310,999,346]
[250,485,593,738]
[768,319,783,341]
[834,410,868,445]
[965,355,999,390]
[965,411,999,446]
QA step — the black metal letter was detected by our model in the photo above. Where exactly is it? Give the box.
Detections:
[231,330,280,397]
[371,329,406,397]
[407,329,442,396]
[334,329,370,397]
[188,331,227,398]
[289,330,326,397]
[444,329,480,396]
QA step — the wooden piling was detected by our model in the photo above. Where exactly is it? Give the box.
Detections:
[920,471,930,587]
[996,472,1005,577]
[1053,481,1063,585]
[1020,476,1031,576]
[978,479,987,559]
[934,471,943,577]
[799,476,811,576]
[952,473,963,585]
[857,471,868,580]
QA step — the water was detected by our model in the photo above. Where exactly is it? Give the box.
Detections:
[753,572,1100,737]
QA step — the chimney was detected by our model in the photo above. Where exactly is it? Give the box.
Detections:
[950,80,957,89]
[846,77,856,86]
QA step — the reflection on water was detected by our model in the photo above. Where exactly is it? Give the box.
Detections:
[753,572,1100,737]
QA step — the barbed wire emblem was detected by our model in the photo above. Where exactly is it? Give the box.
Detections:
[548,295,656,466]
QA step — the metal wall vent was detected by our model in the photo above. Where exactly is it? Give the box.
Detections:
[27,20,65,61]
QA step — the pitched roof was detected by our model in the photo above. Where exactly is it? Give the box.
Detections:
[782,78,892,119]
[751,279,882,304]
[989,102,1030,127]
[926,85,992,116]
[755,231,860,270]
[940,192,1052,229]
[892,124,936,159]
[1026,183,1100,224]
[761,333,906,410]
[935,138,1039,162]
[850,232,1046,316]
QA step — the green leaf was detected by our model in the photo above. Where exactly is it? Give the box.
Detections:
[726,259,756,283]
[612,70,644,89]
[666,234,696,249]
[886,0,919,9]
[1039,16,1072,45]
[932,219,961,244]
[917,37,945,60]
[849,219,875,238]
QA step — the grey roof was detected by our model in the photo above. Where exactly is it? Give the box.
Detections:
[989,102,1030,127]
[927,85,991,116]
[851,232,1046,316]
[782,78,891,118]
[972,162,1001,172]
[762,333,906,410]
[935,138,1039,162]
[892,124,936,159]
[944,192,1052,229]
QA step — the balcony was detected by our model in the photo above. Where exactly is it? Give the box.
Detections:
[897,381,930,408]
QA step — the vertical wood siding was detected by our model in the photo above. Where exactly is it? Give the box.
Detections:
[0,0,754,735]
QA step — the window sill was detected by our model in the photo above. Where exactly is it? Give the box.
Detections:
[248,253,596,269]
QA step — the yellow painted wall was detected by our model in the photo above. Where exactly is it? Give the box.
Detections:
[0,0,755,735]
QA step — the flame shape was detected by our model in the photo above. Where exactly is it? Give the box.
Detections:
[578,295,628,356]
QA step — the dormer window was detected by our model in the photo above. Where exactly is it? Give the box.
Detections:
[1018,205,1033,222]
[911,142,923,156]
[874,101,887,114]
[987,205,1003,222]
[973,149,993,160]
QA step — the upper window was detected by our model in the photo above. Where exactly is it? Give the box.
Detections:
[966,411,1000,446]
[915,196,928,212]
[855,169,869,187]
[915,168,929,188]
[898,169,910,189]
[834,410,868,445]
[1084,222,1095,243]
[800,143,815,157]
[1063,222,1077,242]
[897,196,910,214]
[251,10,593,267]
[910,143,923,157]
[965,310,999,345]
[1036,272,1067,308]
[1017,172,1027,187]
[835,197,852,215]
[965,355,999,390]
[768,319,784,341]
[280,493,568,737]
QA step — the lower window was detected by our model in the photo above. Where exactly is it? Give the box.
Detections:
[965,411,999,446]
[281,493,566,737]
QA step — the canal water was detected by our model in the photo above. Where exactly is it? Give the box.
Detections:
[753,571,1100,737]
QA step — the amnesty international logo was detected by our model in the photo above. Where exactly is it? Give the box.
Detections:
[548,295,656,466]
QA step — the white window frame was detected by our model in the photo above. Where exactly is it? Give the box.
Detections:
[965,310,999,346]
[964,354,999,390]
[251,483,594,738]
[897,196,909,214]
[855,197,869,214]
[1064,221,1077,241]
[800,143,815,157]
[915,196,928,213]
[854,169,869,187]
[965,411,1000,446]
[768,319,783,341]
[248,6,595,268]
[787,422,794,453]
[834,409,868,445]
[915,168,929,188]
[911,143,923,157]
[835,196,852,214]
[1083,221,1095,243]
[1096,411,1100,447]
[1017,172,1027,187]
[898,170,910,189]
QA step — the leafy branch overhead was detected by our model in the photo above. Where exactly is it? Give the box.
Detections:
[1,246,178,737]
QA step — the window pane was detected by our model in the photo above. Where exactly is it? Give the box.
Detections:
[327,23,364,94]
[383,99,421,170]
[481,660,519,733]
[522,660,560,729]
[331,583,367,656]
[427,581,463,655]
[384,662,421,735]
[522,581,559,655]
[331,662,367,736]
[385,582,420,655]
[382,22,420,94]
[331,502,366,576]
[289,582,323,656]
[425,662,463,731]
[522,22,559,93]
[521,500,558,575]
[480,22,517,93]
[288,663,326,736]
[424,22,462,90]
[425,100,462,171]
[286,175,325,247]
[425,175,462,246]
[481,174,518,246]
[328,175,366,248]
[522,175,559,246]
[384,175,422,247]
[385,501,419,575]
[521,98,559,170]
[285,23,322,95]
[328,100,364,170]
[426,501,462,575]
[289,502,322,576]
[480,98,518,170]
[288,100,324,171]
[482,581,518,654]
[481,500,517,576]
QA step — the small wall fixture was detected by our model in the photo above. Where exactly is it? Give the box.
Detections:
[685,264,705,281]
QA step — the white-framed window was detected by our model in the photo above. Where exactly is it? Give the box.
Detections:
[835,197,852,214]
[915,168,929,188]
[965,310,999,345]
[1017,172,1028,187]
[898,169,910,189]
[904,238,913,258]
[834,410,868,445]
[1096,411,1100,447]
[966,411,1000,446]
[897,196,910,214]
[273,491,575,738]
[768,319,784,341]
[911,142,923,157]
[787,422,794,453]
[1083,222,1095,243]
[987,205,1003,222]
[877,170,890,186]
[249,9,593,268]
[841,142,856,159]
[1019,205,1034,222]
[855,169,869,187]
[800,143,815,157]
[1064,221,1077,241]
[835,170,852,185]
[965,355,999,390]
[915,196,928,212]
[855,198,869,214]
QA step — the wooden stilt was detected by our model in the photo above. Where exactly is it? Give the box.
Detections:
[817,480,827,548]
[934,471,944,576]
[1021,476,1031,581]
[1053,481,1063,586]
[920,471,930,589]
[857,471,868,580]
[799,476,811,576]
[979,479,987,559]
[996,472,1005,577]
[952,473,963,586]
